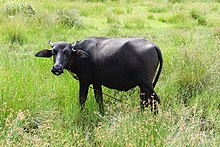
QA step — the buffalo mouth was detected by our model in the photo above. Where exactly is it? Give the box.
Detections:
[51,68,64,76]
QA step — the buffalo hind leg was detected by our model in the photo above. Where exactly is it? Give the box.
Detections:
[139,85,160,114]
[140,91,149,111]
[93,84,104,115]
[151,93,160,115]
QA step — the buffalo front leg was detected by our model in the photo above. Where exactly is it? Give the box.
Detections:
[93,84,104,115]
[79,81,89,111]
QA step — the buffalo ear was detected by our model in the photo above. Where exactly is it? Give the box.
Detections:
[72,50,89,58]
[35,50,52,58]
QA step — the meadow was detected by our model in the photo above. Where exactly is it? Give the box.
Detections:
[0,0,219,146]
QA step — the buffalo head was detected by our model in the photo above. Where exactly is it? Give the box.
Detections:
[35,40,89,75]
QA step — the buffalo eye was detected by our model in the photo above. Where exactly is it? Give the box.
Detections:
[52,49,57,55]
[63,50,71,56]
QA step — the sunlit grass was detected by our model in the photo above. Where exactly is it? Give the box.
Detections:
[0,0,219,146]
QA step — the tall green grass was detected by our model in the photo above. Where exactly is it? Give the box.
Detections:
[0,0,219,146]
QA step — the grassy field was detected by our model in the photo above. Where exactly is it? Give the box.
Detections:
[0,0,219,146]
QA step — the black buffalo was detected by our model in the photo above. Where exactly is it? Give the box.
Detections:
[35,37,163,115]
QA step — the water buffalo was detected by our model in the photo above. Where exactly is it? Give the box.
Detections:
[35,37,163,115]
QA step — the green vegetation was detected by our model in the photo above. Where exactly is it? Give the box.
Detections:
[0,0,219,146]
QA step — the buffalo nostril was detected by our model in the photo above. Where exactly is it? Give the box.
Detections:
[53,65,63,71]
